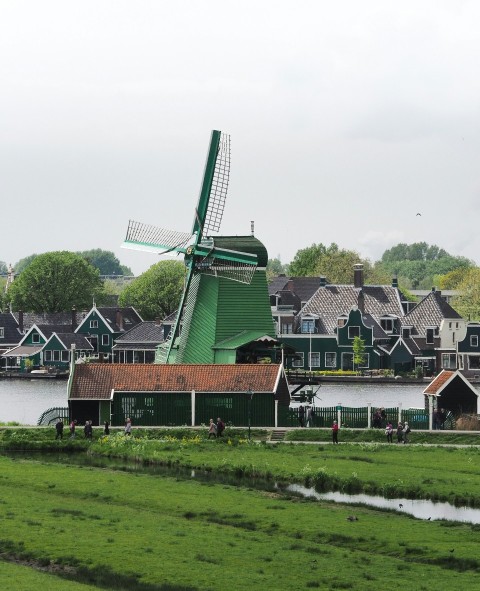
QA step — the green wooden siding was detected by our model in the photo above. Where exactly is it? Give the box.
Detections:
[112,392,191,426]
[110,392,275,427]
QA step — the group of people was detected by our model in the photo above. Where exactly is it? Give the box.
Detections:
[385,421,411,444]
[298,405,316,428]
[55,418,115,440]
[208,417,225,439]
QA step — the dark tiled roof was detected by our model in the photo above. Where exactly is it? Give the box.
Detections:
[96,307,143,332]
[404,291,462,335]
[54,333,94,350]
[300,285,404,334]
[0,312,22,345]
[114,321,164,344]
[13,312,75,329]
[268,276,324,303]
[35,324,76,339]
[70,363,285,399]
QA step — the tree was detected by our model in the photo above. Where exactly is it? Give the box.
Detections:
[380,242,473,289]
[266,257,288,280]
[289,242,372,283]
[79,249,133,276]
[0,261,7,274]
[14,254,38,274]
[436,267,472,290]
[352,336,366,373]
[118,260,185,320]
[451,268,480,321]
[7,251,103,312]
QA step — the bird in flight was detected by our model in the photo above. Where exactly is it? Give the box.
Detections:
[416,213,422,216]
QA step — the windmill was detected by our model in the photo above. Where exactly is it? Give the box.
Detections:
[123,130,274,364]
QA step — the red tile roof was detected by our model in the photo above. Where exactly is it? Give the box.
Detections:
[70,363,285,400]
[423,370,456,395]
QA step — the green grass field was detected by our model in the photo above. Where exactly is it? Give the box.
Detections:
[1,427,480,589]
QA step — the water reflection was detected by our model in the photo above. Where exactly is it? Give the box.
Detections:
[6,451,480,524]
[284,484,480,524]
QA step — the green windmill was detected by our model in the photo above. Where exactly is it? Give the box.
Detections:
[123,130,275,364]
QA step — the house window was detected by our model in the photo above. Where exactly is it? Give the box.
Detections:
[61,351,69,362]
[348,326,360,339]
[471,335,478,347]
[380,318,394,333]
[337,317,347,328]
[301,318,316,334]
[293,352,304,368]
[402,328,411,339]
[309,352,320,368]
[442,353,456,369]
[53,350,60,361]
[44,350,52,361]
[325,352,337,368]
[0,327,4,338]
[32,333,40,344]
[90,320,98,328]
[358,353,370,368]
[281,322,293,334]
[102,334,110,346]
[468,356,480,370]
[426,328,435,345]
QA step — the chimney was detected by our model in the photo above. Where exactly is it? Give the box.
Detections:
[155,317,162,326]
[71,307,77,331]
[392,276,398,288]
[18,310,23,333]
[431,286,436,292]
[116,309,124,331]
[319,276,327,287]
[353,264,364,288]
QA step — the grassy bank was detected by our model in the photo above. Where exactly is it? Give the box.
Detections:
[1,427,480,506]
[1,453,480,590]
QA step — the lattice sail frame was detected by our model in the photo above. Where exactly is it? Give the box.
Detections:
[195,257,256,284]
[201,132,230,236]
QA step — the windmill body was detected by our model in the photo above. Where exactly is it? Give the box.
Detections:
[123,131,276,365]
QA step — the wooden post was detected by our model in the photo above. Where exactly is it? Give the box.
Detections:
[191,390,195,427]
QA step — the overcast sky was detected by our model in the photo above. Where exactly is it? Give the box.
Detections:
[1,1,479,276]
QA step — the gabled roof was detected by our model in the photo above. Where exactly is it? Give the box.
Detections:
[0,312,22,344]
[76,306,143,333]
[404,290,462,335]
[423,369,478,397]
[69,363,286,400]
[299,285,404,335]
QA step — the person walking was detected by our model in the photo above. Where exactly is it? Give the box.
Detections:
[396,422,404,444]
[403,422,411,444]
[124,417,132,436]
[55,419,64,440]
[208,418,217,439]
[331,420,339,444]
[104,420,110,436]
[69,419,77,439]
[216,417,225,437]
[298,405,305,428]
[385,422,393,443]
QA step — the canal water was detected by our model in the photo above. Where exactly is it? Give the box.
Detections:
[8,451,480,524]
[0,379,432,425]
[0,379,67,424]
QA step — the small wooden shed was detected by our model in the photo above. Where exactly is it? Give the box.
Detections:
[68,363,290,427]
[423,370,479,416]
